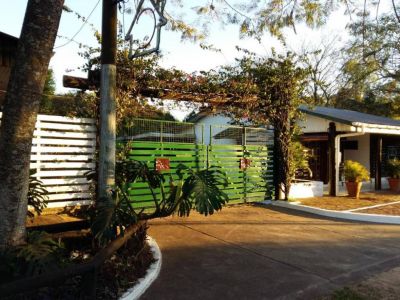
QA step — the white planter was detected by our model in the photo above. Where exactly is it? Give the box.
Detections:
[286,180,324,199]
[120,236,162,300]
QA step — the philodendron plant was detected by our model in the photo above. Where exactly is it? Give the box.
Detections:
[89,145,229,245]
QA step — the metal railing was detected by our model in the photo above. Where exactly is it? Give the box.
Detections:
[119,118,273,146]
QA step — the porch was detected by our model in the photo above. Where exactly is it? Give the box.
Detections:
[298,106,400,196]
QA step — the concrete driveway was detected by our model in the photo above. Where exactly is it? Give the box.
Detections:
[142,204,400,300]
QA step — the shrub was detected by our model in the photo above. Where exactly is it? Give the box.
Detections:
[289,141,312,180]
[386,158,400,179]
[344,160,370,182]
[0,231,64,282]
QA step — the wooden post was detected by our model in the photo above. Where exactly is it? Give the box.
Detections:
[98,0,117,199]
[328,122,336,196]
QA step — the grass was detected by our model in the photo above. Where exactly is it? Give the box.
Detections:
[331,287,365,300]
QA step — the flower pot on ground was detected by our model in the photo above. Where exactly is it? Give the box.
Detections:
[345,181,362,198]
[386,159,400,192]
[343,160,370,198]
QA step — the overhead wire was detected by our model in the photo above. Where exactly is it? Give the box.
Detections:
[53,0,101,49]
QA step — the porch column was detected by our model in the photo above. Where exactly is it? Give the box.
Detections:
[328,122,337,196]
[375,135,383,190]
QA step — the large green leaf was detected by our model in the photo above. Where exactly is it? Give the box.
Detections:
[180,167,229,216]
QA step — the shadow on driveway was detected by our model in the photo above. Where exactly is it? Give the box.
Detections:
[142,204,400,300]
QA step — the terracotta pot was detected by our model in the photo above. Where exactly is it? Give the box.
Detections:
[388,178,400,192]
[345,181,362,198]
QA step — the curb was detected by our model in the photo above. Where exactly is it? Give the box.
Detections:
[269,201,400,224]
[120,236,162,300]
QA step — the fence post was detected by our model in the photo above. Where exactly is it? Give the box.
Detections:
[209,125,212,145]
[202,124,207,169]
[243,126,246,146]
[160,121,163,144]
[201,124,204,145]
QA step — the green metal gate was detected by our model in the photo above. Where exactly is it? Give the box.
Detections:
[120,119,274,210]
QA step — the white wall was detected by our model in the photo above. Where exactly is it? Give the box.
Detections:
[194,115,237,145]
[298,114,352,133]
[343,134,371,171]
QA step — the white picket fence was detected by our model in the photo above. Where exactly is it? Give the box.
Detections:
[0,113,96,208]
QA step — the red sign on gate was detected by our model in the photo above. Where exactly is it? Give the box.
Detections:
[240,158,251,170]
[155,158,170,171]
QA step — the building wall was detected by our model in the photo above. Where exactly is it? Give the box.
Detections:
[193,115,236,145]
[298,114,352,133]
[0,32,18,105]
[342,134,371,172]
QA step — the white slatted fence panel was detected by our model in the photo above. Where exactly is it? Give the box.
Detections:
[0,112,96,208]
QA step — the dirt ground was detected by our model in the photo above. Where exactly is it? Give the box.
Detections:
[298,191,400,211]
[358,203,400,216]
[26,214,84,227]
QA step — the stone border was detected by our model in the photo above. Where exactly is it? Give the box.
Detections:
[120,236,162,300]
[269,200,400,224]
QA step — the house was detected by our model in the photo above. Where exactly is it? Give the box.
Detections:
[298,105,400,196]
[186,106,400,197]
[185,108,274,146]
[0,32,18,105]
[119,111,273,146]
[186,109,241,145]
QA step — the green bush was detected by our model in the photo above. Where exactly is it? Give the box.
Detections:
[344,160,370,182]
[289,141,312,180]
[386,158,400,179]
[0,231,64,282]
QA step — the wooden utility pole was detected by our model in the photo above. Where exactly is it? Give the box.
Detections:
[98,0,118,198]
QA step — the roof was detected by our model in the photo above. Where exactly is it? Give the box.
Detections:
[185,107,215,123]
[299,105,400,128]
[0,32,18,42]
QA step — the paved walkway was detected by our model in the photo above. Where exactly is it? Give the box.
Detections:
[142,204,400,300]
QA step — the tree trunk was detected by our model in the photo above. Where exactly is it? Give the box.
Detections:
[0,0,64,249]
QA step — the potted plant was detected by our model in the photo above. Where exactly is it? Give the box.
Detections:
[386,158,400,192]
[343,160,370,198]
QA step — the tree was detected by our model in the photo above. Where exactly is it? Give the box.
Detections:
[168,0,351,42]
[229,52,308,200]
[0,0,64,248]
[336,12,400,117]
[297,37,343,105]
[72,38,179,129]
[138,51,309,199]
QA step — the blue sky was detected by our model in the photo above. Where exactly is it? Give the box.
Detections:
[0,0,356,119]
